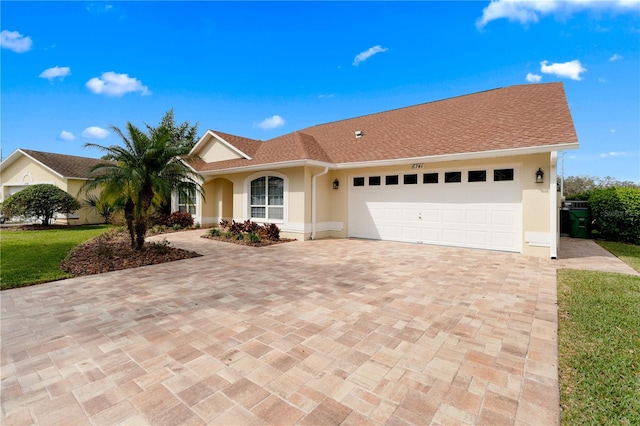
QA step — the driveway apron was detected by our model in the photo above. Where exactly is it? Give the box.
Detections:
[1,230,578,425]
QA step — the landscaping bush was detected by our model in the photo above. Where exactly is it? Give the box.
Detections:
[589,187,640,245]
[216,219,281,242]
[165,211,194,229]
[259,223,281,241]
[1,184,81,225]
[208,228,222,237]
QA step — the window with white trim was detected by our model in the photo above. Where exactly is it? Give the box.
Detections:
[250,176,284,220]
[178,185,197,215]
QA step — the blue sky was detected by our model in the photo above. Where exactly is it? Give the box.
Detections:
[2,1,639,182]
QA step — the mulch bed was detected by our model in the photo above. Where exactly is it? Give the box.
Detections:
[201,234,296,247]
[62,231,202,277]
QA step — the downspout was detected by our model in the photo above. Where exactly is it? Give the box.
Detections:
[550,151,558,259]
[310,166,329,240]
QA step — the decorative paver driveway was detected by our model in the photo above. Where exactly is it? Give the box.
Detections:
[3,231,619,425]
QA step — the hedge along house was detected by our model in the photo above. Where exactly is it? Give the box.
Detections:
[0,149,107,225]
[182,82,579,258]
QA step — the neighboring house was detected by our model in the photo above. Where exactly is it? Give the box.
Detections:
[182,82,578,258]
[0,149,106,225]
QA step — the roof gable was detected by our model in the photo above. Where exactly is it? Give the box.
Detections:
[191,130,260,162]
[1,149,110,180]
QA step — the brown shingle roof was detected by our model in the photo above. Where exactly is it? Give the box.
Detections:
[211,131,262,158]
[20,149,109,179]
[193,82,578,172]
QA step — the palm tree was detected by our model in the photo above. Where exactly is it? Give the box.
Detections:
[83,122,203,250]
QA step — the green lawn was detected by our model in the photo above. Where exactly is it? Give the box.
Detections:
[0,225,111,290]
[596,240,640,273]
[558,266,640,425]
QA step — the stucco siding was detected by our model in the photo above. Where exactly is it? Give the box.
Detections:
[0,156,102,225]
[200,140,244,163]
[199,153,556,257]
[1,155,65,200]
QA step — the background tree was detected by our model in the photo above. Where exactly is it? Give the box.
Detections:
[84,122,203,250]
[147,108,199,151]
[100,109,199,161]
[563,175,639,199]
[1,184,81,225]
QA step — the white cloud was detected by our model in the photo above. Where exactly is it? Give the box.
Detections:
[59,130,75,141]
[319,94,335,99]
[82,126,110,138]
[609,53,623,61]
[86,72,151,97]
[0,30,32,53]
[540,60,586,81]
[599,151,626,158]
[255,115,285,130]
[353,45,389,66]
[86,3,114,14]
[526,73,542,83]
[477,0,639,29]
[39,66,71,82]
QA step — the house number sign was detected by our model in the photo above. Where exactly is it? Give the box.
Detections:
[411,163,424,169]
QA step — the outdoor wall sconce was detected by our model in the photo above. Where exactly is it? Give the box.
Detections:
[333,179,340,190]
[535,168,544,184]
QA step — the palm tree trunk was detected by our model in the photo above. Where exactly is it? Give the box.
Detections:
[134,220,147,250]
[134,186,154,250]
[124,198,136,249]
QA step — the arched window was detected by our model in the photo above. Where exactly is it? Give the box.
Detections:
[250,175,284,221]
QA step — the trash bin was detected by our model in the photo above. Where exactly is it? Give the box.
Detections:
[569,209,589,239]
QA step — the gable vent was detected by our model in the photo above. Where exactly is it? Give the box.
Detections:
[355,130,363,138]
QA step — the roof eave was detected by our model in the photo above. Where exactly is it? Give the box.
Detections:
[335,142,580,169]
[197,159,336,176]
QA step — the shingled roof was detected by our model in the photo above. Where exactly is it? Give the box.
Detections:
[192,82,578,172]
[19,149,109,179]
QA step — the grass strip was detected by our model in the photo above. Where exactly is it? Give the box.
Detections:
[0,225,111,290]
[558,269,640,425]
[595,240,640,273]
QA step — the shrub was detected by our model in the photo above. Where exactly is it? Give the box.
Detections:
[589,187,640,245]
[262,223,280,241]
[228,220,245,236]
[1,184,81,225]
[213,220,281,243]
[165,211,194,228]
[149,238,172,254]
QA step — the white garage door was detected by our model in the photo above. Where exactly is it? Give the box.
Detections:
[348,167,522,252]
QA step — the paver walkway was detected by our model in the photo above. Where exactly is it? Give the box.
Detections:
[0,232,634,425]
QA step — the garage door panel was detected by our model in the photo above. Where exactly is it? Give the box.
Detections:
[421,208,440,223]
[349,170,521,252]
[401,208,419,221]
[443,209,464,224]
[384,207,402,220]
[442,229,464,245]
[491,210,516,226]
[421,227,441,243]
[491,232,516,249]
[466,210,488,225]
[466,230,488,246]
